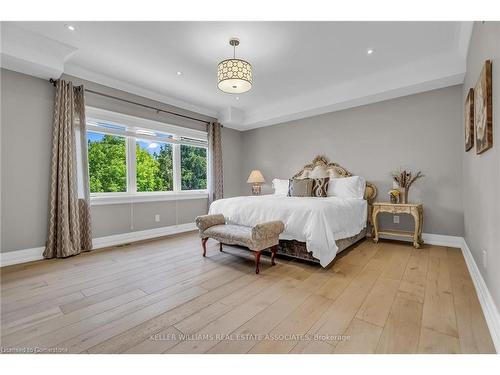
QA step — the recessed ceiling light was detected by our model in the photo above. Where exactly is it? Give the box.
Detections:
[176,71,182,76]
[65,24,76,31]
[367,48,375,55]
[236,97,240,100]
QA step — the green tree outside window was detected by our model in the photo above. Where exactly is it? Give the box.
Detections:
[88,132,206,193]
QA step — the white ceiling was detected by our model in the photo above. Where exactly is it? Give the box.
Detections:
[1,21,472,130]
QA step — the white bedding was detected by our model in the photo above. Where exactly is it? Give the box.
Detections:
[209,195,367,267]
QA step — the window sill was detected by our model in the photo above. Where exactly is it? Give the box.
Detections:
[90,191,209,206]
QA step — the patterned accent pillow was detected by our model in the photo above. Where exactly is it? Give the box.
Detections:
[311,177,330,197]
[288,178,313,197]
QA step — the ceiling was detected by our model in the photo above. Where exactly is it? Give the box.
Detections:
[1,21,472,130]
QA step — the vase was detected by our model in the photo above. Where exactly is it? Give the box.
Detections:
[399,187,408,204]
[389,192,399,204]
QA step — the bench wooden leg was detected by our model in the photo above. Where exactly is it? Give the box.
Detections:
[271,245,277,266]
[254,250,262,274]
[201,238,208,257]
[219,242,223,252]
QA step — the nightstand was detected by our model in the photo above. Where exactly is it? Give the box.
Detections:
[372,202,423,248]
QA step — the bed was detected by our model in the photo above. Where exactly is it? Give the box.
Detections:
[209,156,377,267]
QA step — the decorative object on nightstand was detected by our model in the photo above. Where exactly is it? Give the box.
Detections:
[372,202,424,248]
[392,169,424,204]
[247,170,265,195]
[388,189,400,204]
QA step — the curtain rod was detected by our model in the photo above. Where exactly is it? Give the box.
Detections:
[49,78,213,125]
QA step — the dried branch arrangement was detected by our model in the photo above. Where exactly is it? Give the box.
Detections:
[392,169,424,189]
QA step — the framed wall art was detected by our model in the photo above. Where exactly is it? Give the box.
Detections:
[474,60,493,154]
[465,88,474,152]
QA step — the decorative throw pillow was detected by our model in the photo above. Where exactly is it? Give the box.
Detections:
[272,178,290,196]
[327,176,366,199]
[288,178,313,197]
[311,177,330,197]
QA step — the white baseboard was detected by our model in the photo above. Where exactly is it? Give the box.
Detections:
[0,222,196,268]
[91,222,196,249]
[460,238,500,353]
[377,231,463,248]
[0,246,45,267]
[422,233,464,248]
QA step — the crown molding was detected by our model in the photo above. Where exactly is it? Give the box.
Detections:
[0,23,76,79]
[237,50,466,130]
[457,21,474,59]
[64,64,218,119]
[0,23,218,119]
[217,106,245,126]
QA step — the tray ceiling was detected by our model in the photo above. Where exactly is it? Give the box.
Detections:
[1,21,472,130]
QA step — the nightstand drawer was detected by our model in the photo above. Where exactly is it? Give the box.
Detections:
[376,204,411,215]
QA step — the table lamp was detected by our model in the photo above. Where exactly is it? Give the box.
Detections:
[247,170,265,195]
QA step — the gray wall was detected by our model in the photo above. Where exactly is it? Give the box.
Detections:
[222,126,244,198]
[1,69,241,252]
[1,69,54,251]
[91,199,208,238]
[239,85,464,236]
[462,22,500,309]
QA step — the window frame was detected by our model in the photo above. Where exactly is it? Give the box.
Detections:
[85,107,209,205]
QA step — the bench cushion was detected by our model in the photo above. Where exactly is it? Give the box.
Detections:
[196,214,285,252]
[204,224,253,248]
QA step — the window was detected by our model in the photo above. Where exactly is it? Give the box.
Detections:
[88,132,127,193]
[136,139,173,192]
[181,144,207,190]
[85,107,208,203]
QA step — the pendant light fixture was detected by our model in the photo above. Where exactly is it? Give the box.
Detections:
[217,38,253,94]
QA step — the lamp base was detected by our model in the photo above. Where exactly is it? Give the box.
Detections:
[251,184,262,195]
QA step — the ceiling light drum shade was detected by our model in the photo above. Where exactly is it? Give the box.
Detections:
[217,58,253,94]
[247,170,265,184]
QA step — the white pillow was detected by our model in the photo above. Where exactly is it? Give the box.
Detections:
[327,176,366,199]
[272,178,289,196]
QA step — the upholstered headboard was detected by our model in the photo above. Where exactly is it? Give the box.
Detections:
[292,155,377,203]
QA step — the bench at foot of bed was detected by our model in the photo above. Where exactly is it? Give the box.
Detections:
[195,214,284,274]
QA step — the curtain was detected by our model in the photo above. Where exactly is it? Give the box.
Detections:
[207,121,223,204]
[43,80,93,259]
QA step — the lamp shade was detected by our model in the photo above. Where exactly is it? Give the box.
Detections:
[217,59,253,94]
[247,170,265,184]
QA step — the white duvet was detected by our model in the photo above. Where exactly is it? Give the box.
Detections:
[209,195,367,267]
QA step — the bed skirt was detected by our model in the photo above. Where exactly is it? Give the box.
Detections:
[271,228,367,264]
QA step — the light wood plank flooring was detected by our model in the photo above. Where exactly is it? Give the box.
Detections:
[0,232,495,354]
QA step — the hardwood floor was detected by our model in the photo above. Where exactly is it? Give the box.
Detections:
[0,232,495,354]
